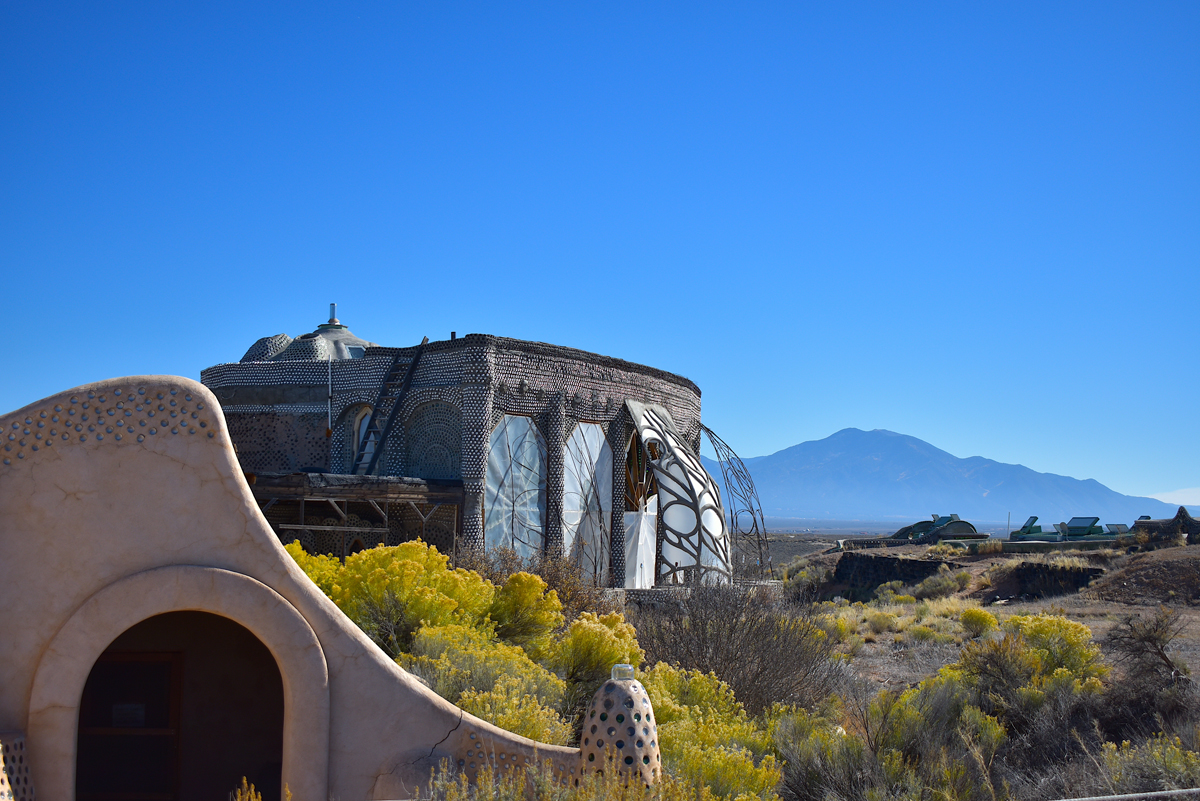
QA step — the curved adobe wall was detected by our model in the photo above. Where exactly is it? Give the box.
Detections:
[0,376,577,800]
[28,566,330,799]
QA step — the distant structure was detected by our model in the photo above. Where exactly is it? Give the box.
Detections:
[1010,515,1057,542]
[201,307,768,586]
[890,514,985,544]
[1053,517,1105,538]
[1131,506,1200,545]
[1010,510,1196,544]
[843,514,986,550]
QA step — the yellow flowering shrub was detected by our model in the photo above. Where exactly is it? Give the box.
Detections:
[285,541,341,597]
[641,664,780,800]
[457,674,573,745]
[1004,612,1108,680]
[1102,733,1200,792]
[401,624,565,708]
[550,612,643,690]
[333,542,495,630]
[959,607,998,638]
[490,571,564,660]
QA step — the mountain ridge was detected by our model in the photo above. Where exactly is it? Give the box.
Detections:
[701,427,1178,524]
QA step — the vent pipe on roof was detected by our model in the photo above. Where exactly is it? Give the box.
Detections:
[329,303,339,325]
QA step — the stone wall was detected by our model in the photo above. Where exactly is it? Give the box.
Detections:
[1010,562,1105,597]
[832,553,963,597]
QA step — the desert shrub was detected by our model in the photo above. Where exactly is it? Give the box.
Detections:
[954,571,972,590]
[641,663,744,726]
[286,540,496,656]
[634,583,845,715]
[641,663,781,800]
[866,611,895,635]
[925,542,962,558]
[1102,607,1197,737]
[960,608,998,638]
[1105,606,1190,683]
[913,566,960,600]
[776,671,1006,801]
[779,557,828,601]
[1003,613,1107,680]
[490,571,564,660]
[956,633,1042,719]
[457,674,573,745]
[457,546,616,622]
[908,625,936,643]
[1101,733,1200,793]
[285,543,341,596]
[872,580,905,603]
[969,538,1004,556]
[401,624,565,708]
[419,757,737,801]
[231,777,263,801]
[550,612,643,722]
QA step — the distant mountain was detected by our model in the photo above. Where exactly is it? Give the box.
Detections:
[701,428,1179,526]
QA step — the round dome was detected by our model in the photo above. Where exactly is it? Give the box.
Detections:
[240,315,379,362]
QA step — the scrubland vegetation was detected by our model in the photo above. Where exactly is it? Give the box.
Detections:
[286,541,1200,800]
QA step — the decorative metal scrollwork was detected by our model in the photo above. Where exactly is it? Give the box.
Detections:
[625,401,730,584]
[702,425,771,579]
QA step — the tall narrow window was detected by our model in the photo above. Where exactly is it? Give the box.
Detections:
[352,406,374,467]
[563,423,613,585]
[484,415,547,558]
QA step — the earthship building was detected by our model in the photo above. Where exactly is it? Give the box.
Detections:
[200,308,768,587]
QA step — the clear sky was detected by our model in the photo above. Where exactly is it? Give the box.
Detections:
[2,2,1197,501]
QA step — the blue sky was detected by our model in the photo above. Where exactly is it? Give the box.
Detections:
[2,2,1197,502]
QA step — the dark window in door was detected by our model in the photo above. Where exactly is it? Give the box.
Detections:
[77,652,183,801]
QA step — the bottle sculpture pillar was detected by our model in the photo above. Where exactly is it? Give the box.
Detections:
[578,664,660,785]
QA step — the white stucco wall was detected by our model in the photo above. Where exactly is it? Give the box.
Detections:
[0,376,577,800]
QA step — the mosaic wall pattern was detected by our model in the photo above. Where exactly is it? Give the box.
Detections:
[405,401,462,480]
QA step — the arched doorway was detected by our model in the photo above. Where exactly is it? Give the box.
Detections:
[76,612,285,801]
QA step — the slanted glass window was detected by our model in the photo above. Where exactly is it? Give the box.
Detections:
[484,415,547,558]
[563,422,613,585]
[347,346,366,359]
[354,407,375,464]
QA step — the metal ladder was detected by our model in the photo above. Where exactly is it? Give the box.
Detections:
[351,336,428,476]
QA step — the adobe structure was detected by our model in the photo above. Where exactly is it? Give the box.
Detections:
[0,376,583,800]
[199,310,758,586]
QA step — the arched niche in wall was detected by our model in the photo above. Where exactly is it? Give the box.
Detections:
[623,429,659,590]
[27,566,330,800]
[562,422,613,585]
[405,401,462,480]
[483,415,547,559]
[339,404,374,472]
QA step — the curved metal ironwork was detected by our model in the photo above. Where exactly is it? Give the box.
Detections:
[626,401,731,584]
[702,425,771,579]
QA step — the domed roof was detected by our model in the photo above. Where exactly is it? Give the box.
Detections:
[240,308,379,362]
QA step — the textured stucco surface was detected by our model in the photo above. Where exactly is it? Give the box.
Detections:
[0,376,577,800]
